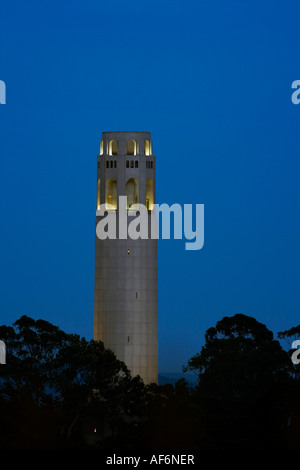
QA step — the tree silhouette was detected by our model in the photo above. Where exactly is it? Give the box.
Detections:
[0,315,145,449]
[1,313,299,450]
[184,313,291,449]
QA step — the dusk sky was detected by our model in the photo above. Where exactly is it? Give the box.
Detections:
[1,0,300,373]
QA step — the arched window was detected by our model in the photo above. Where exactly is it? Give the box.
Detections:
[126,178,139,208]
[135,160,138,168]
[109,139,118,156]
[100,141,103,155]
[97,178,100,210]
[106,178,117,209]
[146,178,154,210]
[144,140,150,155]
[126,139,136,155]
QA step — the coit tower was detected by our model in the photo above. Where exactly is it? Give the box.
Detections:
[94,131,158,384]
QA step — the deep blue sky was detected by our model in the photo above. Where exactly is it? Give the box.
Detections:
[1,0,300,373]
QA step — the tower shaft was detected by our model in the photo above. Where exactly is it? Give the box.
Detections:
[94,131,158,384]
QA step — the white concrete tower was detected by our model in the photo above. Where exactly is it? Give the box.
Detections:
[94,131,158,384]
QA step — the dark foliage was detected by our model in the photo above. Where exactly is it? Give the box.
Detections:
[184,314,292,449]
[0,313,299,449]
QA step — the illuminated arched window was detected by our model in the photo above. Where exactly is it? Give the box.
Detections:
[144,140,150,155]
[146,178,154,210]
[109,139,118,156]
[106,178,117,209]
[126,139,136,155]
[97,178,100,210]
[100,141,103,155]
[126,178,139,208]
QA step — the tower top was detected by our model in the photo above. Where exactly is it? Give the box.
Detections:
[102,131,151,140]
[100,131,153,156]
[102,131,151,135]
